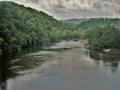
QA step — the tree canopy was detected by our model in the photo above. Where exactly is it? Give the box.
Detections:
[0,1,83,55]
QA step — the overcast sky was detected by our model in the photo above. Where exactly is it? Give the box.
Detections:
[1,0,120,19]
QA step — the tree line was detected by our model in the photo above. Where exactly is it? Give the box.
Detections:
[0,1,84,56]
[83,18,120,52]
[0,1,120,56]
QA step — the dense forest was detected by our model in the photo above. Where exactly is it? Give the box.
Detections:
[76,18,120,29]
[0,1,120,56]
[81,18,120,52]
[0,1,84,56]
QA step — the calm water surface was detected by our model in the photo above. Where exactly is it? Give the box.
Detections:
[0,41,120,90]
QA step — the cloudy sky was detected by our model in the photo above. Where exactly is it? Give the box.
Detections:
[1,0,120,19]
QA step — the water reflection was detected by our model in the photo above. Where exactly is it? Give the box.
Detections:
[1,41,120,90]
[89,51,120,73]
[0,41,83,90]
[0,56,18,90]
[0,51,50,90]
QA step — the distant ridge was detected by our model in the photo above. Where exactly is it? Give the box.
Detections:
[61,18,88,24]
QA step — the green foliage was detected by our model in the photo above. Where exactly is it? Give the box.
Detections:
[0,1,83,55]
[85,25,120,51]
[1,1,119,55]
[76,18,120,30]
[73,18,120,52]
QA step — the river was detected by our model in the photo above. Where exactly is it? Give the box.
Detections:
[0,41,120,90]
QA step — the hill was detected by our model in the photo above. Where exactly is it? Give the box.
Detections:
[61,18,88,24]
[1,1,120,55]
[0,1,83,55]
[75,18,120,29]
[80,18,120,51]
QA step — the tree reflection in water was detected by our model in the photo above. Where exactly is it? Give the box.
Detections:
[0,53,46,90]
[89,51,120,73]
[0,56,19,90]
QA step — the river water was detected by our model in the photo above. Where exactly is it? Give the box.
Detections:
[0,41,120,90]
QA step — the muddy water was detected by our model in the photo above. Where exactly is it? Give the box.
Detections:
[0,41,120,90]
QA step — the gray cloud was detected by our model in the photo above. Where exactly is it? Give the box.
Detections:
[27,0,39,3]
[15,0,120,19]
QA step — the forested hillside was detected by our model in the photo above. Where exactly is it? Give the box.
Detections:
[80,18,120,51]
[0,1,120,56]
[76,18,120,30]
[0,1,84,55]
